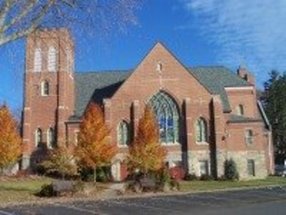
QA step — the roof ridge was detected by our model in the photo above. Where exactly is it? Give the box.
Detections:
[189,65,231,70]
[75,70,132,74]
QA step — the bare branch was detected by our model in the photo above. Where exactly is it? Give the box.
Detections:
[0,0,143,47]
[1,0,38,33]
[0,0,56,46]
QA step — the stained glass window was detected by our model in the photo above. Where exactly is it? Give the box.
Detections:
[245,129,253,144]
[48,47,57,72]
[118,121,130,146]
[196,118,207,142]
[35,128,42,147]
[148,91,179,144]
[41,81,49,96]
[47,128,56,149]
[34,48,42,72]
[236,104,244,116]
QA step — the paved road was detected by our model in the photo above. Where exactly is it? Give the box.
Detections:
[1,186,286,215]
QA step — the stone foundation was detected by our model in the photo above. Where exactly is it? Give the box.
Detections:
[216,150,268,179]
[187,150,211,176]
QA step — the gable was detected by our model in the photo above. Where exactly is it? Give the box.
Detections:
[110,42,212,104]
[72,43,251,118]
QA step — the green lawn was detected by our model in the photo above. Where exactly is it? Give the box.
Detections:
[0,177,52,205]
[180,176,286,192]
[0,176,286,206]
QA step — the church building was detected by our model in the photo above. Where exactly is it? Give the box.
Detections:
[21,29,274,181]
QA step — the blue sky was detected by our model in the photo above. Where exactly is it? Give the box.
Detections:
[1,0,286,112]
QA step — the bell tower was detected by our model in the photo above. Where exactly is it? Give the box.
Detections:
[22,28,75,169]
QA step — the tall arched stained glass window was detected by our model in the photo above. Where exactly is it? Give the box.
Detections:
[148,91,179,144]
[117,121,130,146]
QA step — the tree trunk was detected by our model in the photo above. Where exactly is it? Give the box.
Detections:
[93,167,97,183]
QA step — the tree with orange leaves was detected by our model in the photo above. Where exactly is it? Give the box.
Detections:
[0,104,21,173]
[76,103,117,182]
[127,105,166,175]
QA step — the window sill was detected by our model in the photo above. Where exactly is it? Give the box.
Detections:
[118,145,129,148]
[161,142,180,146]
[196,141,209,145]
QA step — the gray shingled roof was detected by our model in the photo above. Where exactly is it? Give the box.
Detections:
[73,66,250,118]
[74,71,131,116]
[188,66,250,112]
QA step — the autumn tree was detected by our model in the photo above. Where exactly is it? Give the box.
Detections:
[0,0,141,47]
[41,146,78,179]
[76,103,117,182]
[0,104,21,173]
[127,105,166,175]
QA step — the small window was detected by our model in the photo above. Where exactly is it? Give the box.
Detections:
[41,81,49,96]
[247,159,255,176]
[48,47,57,72]
[35,128,42,147]
[74,131,79,146]
[199,160,209,176]
[34,48,42,72]
[156,62,163,72]
[196,117,207,142]
[47,128,55,149]
[245,129,253,144]
[117,121,130,146]
[237,104,244,116]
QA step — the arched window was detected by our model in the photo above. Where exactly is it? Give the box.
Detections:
[35,128,42,147]
[47,128,56,149]
[148,91,179,144]
[48,47,57,72]
[41,81,49,96]
[117,121,130,146]
[74,131,79,146]
[34,48,42,72]
[237,104,244,116]
[245,129,253,144]
[196,118,207,142]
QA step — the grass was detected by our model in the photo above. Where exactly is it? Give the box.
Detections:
[0,176,286,205]
[180,176,286,192]
[0,176,110,206]
[0,176,52,204]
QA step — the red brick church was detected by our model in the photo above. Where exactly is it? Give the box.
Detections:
[21,29,274,180]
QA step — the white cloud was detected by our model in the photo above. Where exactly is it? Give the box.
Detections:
[179,0,286,85]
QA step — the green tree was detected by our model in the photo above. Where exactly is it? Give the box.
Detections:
[224,159,239,180]
[0,104,21,173]
[262,70,286,163]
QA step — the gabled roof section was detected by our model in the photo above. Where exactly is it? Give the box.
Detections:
[189,66,251,112]
[73,66,250,117]
[74,70,132,116]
